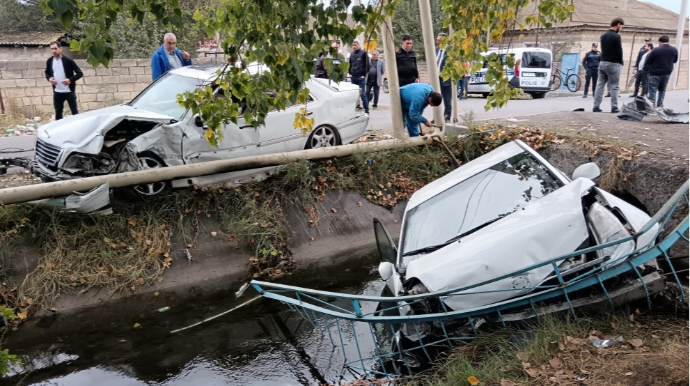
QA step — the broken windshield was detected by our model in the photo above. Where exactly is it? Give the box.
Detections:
[129,73,201,120]
[400,152,564,267]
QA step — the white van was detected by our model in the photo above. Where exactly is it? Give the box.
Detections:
[467,47,553,99]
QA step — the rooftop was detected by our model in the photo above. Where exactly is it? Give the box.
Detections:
[0,31,66,47]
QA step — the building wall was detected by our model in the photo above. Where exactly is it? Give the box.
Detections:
[0,57,225,115]
[504,29,689,91]
[0,46,79,62]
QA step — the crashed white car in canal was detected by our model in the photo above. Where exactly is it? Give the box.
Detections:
[32,64,369,195]
[374,140,659,314]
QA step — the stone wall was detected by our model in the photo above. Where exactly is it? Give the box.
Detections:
[0,57,225,115]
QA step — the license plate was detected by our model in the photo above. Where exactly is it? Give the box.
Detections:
[471,76,485,83]
[522,73,535,77]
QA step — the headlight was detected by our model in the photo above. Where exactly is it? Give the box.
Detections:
[587,202,635,262]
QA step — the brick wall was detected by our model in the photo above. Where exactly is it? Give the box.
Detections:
[0,57,224,115]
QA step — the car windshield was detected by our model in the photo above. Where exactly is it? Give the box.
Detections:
[400,152,564,266]
[521,52,551,68]
[129,73,202,120]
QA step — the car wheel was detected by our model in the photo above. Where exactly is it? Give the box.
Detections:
[481,92,490,98]
[127,152,170,197]
[305,125,340,149]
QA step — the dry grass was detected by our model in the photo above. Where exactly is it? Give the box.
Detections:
[0,97,51,130]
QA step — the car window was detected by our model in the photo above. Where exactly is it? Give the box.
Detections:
[521,52,551,68]
[129,73,201,120]
[400,152,564,266]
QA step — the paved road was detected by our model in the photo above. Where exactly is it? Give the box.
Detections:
[366,89,690,132]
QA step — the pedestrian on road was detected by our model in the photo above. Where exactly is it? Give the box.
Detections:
[457,61,469,99]
[643,35,678,108]
[45,41,83,120]
[151,33,192,81]
[365,50,385,109]
[634,43,654,98]
[399,83,442,137]
[315,51,328,78]
[593,17,624,113]
[435,33,452,122]
[630,37,652,97]
[348,39,370,115]
[581,43,601,98]
[396,35,419,87]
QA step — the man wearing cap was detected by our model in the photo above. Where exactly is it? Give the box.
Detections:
[435,32,452,122]
[630,38,652,97]
[348,39,370,115]
[581,43,601,98]
[593,17,624,113]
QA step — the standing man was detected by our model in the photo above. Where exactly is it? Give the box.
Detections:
[399,83,442,137]
[581,43,601,98]
[593,18,624,113]
[396,35,419,87]
[630,37,652,97]
[457,61,469,100]
[634,43,654,98]
[348,39,370,115]
[151,32,193,81]
[435,32,452,122]
[45,41,83,120]
[365,50,385,109]
[643,36,678,108]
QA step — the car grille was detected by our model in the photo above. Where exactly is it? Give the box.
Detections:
[35,139,62,167]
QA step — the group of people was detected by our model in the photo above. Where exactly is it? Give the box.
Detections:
[44,32,193,120]
[582,17,678,113]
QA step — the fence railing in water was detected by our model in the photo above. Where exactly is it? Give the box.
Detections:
[251,181,689,379]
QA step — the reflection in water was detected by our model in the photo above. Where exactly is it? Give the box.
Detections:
[5,253,383,385]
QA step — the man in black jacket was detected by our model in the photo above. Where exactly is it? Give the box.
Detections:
[348,39,370,115]
[593,18,624,113]
[581,43,601,98]
[643,35,679,108]
[396,35,419,87]
[630,37,651,97]
[45,41,83,120]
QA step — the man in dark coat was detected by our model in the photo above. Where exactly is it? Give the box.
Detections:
[348,39,370,115]
[435,32,452,122]
[45,41,83,120]
[630,37,651,97]
[581,43,601,98]
[395,35,419,87]
[644,35,678,108]
[593,17,624,113]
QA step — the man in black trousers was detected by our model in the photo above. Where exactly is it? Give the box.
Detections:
[435,32,452,122]
[630,37,651,97]
[45,41,83,120]
[581,43,601,98]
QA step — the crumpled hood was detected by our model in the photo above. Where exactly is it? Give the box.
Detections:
[37,105,173,156]
[406,178,595,311]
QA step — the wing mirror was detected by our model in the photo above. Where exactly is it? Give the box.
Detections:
[572,162,601,181]
[378,262,394,281]
[194,114,205,128]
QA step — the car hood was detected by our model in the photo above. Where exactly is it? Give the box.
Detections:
[37,105,173,155]
[405,178,595,311]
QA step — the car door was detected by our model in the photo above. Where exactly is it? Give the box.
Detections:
[182,116,260,163]
[258,93,319,154]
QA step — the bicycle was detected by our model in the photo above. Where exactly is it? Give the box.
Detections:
[550,67,581,92]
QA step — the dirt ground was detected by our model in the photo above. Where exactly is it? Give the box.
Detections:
[483,111,689,164]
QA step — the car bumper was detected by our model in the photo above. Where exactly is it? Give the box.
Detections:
[337,114,369,144]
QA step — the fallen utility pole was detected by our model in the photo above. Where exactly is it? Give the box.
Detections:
[0,136,435,205]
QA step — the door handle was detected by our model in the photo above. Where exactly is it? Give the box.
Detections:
[306,112,314,116]
[239,125,252,129]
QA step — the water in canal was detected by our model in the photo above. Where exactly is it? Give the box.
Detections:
[3,251,385,385]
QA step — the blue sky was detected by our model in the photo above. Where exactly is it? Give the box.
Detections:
[642,0,689,16]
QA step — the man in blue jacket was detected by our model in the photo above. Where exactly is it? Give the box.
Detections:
[399,83,442,137]
[151,33,193,81]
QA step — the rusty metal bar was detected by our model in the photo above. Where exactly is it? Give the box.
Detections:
[625,26,637,90]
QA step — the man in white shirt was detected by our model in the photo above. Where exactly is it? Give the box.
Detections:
[636,43,653,98]
[45,41,83,120]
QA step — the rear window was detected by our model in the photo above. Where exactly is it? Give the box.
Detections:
[521,52,551,68]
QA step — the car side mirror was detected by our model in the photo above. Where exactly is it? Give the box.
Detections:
[194,114,205,128]
[378,262,394,281]
[572,162,601,180]
[374,218,397,264]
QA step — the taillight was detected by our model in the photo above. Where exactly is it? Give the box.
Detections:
[514,59,520,76]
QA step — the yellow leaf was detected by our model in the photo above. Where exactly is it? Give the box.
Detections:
[468,376,480,385]
[17,309,28,320]
[128,219,137,227]
[154,291,160,297]
[133,322,142,329]
[205,129,214,140]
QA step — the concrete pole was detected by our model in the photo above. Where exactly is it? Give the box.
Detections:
[450,26,458,123]
[380,4,405,139]
[418,0,445,127]
[671,0,688,90]
[0,137,436,206]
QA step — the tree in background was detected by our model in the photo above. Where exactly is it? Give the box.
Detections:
[0,0,60,34]
[391,0,444,59]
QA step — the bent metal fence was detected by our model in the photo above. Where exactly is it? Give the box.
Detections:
[251,181,689,379]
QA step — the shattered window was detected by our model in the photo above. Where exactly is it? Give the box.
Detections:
[129,73,201,120]
[400,152,563,266]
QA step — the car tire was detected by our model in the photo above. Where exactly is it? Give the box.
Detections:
[305,125,341,149]
[123,151,170,198]
[530,92,546,99]
[481,92,490,98]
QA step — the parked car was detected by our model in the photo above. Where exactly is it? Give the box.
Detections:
[32,63,369,196]
[468,47,553,99]
[374,140,658,317]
